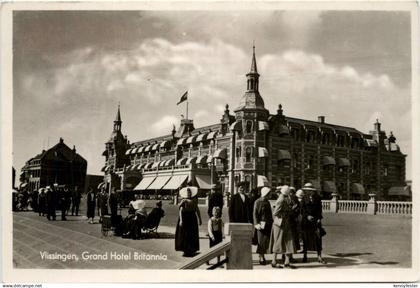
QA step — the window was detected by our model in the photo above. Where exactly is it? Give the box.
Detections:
[236,147,241,158]
[322,133,329,145]
[307,155,315,170]
[291,128,300,141]
[384,165,389,176]
[293,153,299,168]
[245,147,252,162]
[352,159,359,174]
[246,121,253,134]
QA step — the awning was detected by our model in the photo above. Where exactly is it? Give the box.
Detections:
[338,158,351,167]
[365,139,378,147]
[278,149,291,160]
[131,164,140,171]
[322,156,336,166]
[195,174,212,189]
[134,176,156,191]
[258,121,269,131]
[138,163,148,170]
[177,138,187,146]
[132,147,141,154]
[176,158,188,166]
[20,183,28,188]
[101,165,107,172]
[196,155,208,164]
[257,175,269,188]
[144,145,152,152]
[186,157,197,165]
[159,160,167,167]
[388,186,410,196]
[206,156,214,164]
[125,165,132,170]
[186,135,198,144]
[151,143,159,151]
[144,162,154,169]
[351,183,365,195]
[207,131,218,139]
[258,147,268,158]
[165,159,175,167]
[279,125,289,135]
[159,141,169,148]
[322,181,337,193]
[213,148,227,159]
[138,146,145,153]
[104,166,111,172]
[230,121,242,132]
[148,175,172,190]
[97,182,105,189]
[196,133,208,142]
[125,149,133,155]
[151,162,161,169]
[162,174,189,190]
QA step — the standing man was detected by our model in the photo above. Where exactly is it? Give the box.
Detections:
[60,185,70,221]
[207,186,224,218]
[228,181,253,223]
[71,186,81,216]
[46,186,57,221]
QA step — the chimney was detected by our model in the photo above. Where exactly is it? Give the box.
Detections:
[59,137,64,144]
[318,116,325,124]
[73,145,76,153]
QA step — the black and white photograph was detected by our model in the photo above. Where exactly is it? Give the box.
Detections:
[1,1,419,283]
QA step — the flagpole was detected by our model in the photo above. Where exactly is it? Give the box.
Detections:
[186,99,189,120]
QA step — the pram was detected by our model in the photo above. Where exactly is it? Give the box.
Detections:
[141,208,164,238]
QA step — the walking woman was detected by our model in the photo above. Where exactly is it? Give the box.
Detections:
[86,188,96,224]
[253,186,273,265]
[175,187,202,257]
[269,185,296,269]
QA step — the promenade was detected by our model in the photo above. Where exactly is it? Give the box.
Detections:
[12,201,411,269]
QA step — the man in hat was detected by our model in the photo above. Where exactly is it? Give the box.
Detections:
[46,186,57,221]
[207,185,224,218]
[71,186,81,216]
[228,181,253,224]
[301,182,325,264]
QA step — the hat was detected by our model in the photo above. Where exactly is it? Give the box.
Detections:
[156,201,163,207]
[261,187,271,198]
[289,186,296,192]
[280,185,290,196]
[179,186,198,199]
[296,189,305,199]
[302,183,317,191]
[46,186,51,190]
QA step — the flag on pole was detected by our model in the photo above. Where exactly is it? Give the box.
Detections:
[177,91,188,105]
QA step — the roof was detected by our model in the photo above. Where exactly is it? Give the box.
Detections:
[284,116,363,135]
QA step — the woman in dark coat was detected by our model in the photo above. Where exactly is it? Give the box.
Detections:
[253,186,273,265]
[175,187,202,257]
[301,183,326,264]
[86,188,96,224]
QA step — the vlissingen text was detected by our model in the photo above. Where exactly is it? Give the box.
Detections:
[39,251,168,262]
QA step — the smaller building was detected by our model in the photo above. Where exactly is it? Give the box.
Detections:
[20,138,87,192]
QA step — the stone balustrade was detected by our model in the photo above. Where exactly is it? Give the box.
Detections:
[322,193,412,215]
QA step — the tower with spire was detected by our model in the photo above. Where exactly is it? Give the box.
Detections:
[103,104,130,174]
[233,45,270,189]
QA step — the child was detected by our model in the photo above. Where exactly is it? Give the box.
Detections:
[207,206,224,265]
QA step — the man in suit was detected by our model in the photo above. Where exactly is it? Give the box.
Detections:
[46,186,57,221]
[207,187,224,218]
[71,186,81,216]
[228,182,253,223]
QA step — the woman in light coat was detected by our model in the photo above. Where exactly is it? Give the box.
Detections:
[269,185,296,268]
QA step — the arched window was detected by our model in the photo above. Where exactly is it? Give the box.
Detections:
[246,147,252,162]
[246,121,253,134]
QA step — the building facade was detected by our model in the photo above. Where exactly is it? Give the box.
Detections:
[20,138,87,192]
[102,47,406,200]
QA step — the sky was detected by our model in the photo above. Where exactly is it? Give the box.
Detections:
[13,10,412,179]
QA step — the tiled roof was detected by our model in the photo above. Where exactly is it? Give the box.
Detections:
[284,116,363,135]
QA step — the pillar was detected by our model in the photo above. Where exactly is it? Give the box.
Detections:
[330,192,339,213]
[367,193,377,215]
[226,223,253,269]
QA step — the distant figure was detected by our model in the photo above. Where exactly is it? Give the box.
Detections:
[175,187,202,257]
[37,188,46,216]
[207,188,224,218]
[71,186,81,216]
[253,186,273,266]
[301,183,326,264]
[228,182,253,223]
[109,188,119,219]
[86,188,96,224]
[46,186,57,221]
[207,206,224,265]
[98,188,109,223]
[60,186,70,220]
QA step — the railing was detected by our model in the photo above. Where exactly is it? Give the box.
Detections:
[322,193,412,215]
[178,237,231,270]
[377,201,412,215]
[321,200,330,211]
[338,200,368,213]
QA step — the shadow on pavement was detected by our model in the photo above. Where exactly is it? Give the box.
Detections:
[330,252,373,257]
[366,261,399,265]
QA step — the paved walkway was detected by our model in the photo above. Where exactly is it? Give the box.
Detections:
[13,205,412,269]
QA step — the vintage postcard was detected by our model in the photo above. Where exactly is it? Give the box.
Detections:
[1,1,419,283]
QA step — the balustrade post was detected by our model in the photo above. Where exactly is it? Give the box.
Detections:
[367,193,377,215]
[225,223,253,269]
[330,193,339,213]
